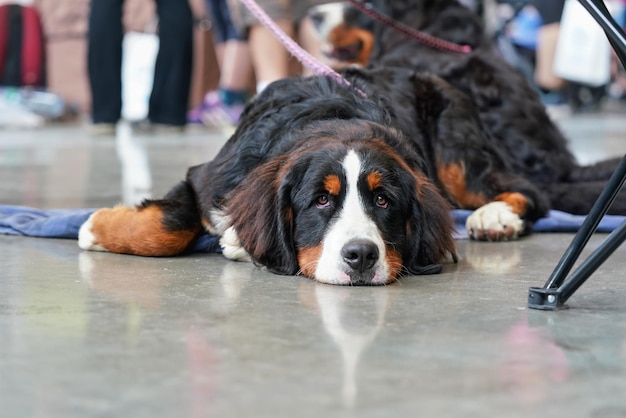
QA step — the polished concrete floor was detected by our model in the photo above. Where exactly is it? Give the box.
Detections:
[1,107,626,418]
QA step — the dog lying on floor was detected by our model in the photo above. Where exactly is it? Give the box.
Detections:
[79,1,625,286]
[81,65,556,285]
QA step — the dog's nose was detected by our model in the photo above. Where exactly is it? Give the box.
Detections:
[341,239,379,273]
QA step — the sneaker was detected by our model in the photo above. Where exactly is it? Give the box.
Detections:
[188,91,244,129]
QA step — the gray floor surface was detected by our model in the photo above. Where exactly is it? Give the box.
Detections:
[1,106,626,417]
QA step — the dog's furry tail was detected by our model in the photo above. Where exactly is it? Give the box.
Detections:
[543,157,626,215]
[568,157,623,183]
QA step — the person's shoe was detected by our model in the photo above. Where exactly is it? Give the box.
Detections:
[188,91,244,129]
[89,123,116,136]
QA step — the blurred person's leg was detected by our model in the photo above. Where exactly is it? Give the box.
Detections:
[215,0,253,97]
[197,38,251,128]
[220,40,252,94]
[532,0,566,91]
[206,0,229,70]
[149,0,194,126]
[231,0,329,92]
[87,0,124,124]
[535,22,565,91]
[231,0,295,93]
[249,20,294,93]
[194,0,252,127]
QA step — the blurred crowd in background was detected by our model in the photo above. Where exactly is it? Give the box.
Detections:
[1,0,625,132]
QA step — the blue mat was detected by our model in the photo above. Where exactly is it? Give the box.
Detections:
[0,205,222,253]
[1,205,624,249]
[451,209,625,238]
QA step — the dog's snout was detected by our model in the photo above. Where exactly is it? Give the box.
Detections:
[341,239,379,273]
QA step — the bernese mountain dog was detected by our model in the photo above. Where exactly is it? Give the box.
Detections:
[78,1,626,286]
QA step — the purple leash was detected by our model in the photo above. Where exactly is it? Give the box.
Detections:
[347,0,472,54]
[239,0,367,97]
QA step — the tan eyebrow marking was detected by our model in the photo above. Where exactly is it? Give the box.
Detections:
[366,171,383,191]
[324,174,341,195]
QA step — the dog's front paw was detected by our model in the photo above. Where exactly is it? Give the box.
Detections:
[78,211,109,252]
[220,226,251,262]
[466,202,524,241]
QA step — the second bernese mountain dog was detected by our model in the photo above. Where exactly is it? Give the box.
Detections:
[78,63,591,285]
[309,0,626,209]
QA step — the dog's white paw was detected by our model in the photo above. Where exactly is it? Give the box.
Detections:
[78,214,109,252]
[466,201,524,241]
[220,226,251,262]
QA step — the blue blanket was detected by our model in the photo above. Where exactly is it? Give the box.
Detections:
[0,205,221,253]
[0,205,624,252]
[451,209,625,237]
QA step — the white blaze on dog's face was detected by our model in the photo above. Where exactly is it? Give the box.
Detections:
[314,151,389,285]
[308,2,348,41]
[294,147,411,286]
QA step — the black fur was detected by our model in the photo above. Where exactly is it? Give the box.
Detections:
[335,0,626,214]
[184,70,484,276]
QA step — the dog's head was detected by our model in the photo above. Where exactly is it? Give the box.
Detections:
[226,120,456,286]
[308,0,484,68]
[308,2,375,68]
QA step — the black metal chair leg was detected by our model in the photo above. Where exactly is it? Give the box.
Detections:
[528,0,626,310]
[578,0,626,62]
[544,155,626,291]
[528,155,626,310]
[558,219,626,302]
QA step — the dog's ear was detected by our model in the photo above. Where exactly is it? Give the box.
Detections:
[404,173,457,275]
[226,156,299,275]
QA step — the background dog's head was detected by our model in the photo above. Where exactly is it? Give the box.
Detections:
[308,2,375,68]
[308,0,485,68]
[226,120,456,285]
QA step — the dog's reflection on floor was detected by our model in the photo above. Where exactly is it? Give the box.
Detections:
[79,252,252,317]
[300,282,390,407]
[81,251,390,407]
[462,241,523,275]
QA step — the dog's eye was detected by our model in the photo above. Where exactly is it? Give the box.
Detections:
[316,194,331,208]
[375,194,389,209]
